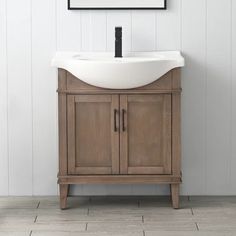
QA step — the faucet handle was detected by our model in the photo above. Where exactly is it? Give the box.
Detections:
[115,27,122,38]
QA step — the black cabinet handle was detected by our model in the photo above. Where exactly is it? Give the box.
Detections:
[122,109,126,132]
[114,109,119,132]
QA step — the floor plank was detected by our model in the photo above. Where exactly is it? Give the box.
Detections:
[0,222,86,232]
[32,232,143,236]
[36,214,141,223]
[0,233,30,236]
[86,222,197,232]
[36,196,90,209]
[198,222,236,231]
[0,197,39,209]
[146,232,236,236]
[0,196,236,234]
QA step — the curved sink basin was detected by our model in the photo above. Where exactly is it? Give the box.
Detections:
[52,51,185,89]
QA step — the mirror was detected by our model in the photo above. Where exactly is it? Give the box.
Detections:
[68,0,167,10]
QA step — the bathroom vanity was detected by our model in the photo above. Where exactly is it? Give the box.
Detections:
[53,51,184,209]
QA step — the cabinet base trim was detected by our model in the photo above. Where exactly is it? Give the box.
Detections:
[58,175,182,184]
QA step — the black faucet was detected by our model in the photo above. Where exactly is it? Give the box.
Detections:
[115,27,122,58]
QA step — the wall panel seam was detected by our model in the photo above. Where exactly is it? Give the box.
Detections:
[180,0,182,51]
[30,0,34,196]
[130,10,133,52]
[80,10,82,50]
[229,0,233,193]
[204,0,208,194]
[55,0,59,196]
[105,10,108,51]
[55,0,58,50]
[155,10,157,50]
[5,0,9,196]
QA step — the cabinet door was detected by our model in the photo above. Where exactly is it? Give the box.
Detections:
[120,94,171,175]
[67,95,119,175]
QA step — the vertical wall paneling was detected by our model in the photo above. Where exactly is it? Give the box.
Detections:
[57,0,81,51]
[131,11,156,51]
[156,0,181,50]
[206,0,231,194]
[32,0,57,195]
[72,184,109,196]
[7,0,33,195]
[91,11,107,51]
[181,0,207,195]
[131,184,169,196]
[104,184,133,196]
[1,0,236,196]
[80,11,107,51]
[0,0,8,195]
[106,11,132,52]
[231,0,236,194]
[80,11,91,51]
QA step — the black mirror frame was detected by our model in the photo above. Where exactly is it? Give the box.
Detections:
[68,0,167,10]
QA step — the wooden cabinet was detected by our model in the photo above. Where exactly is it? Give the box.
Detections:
[67,95,119,175]
[57,69,182,209]
[120,94,172,175]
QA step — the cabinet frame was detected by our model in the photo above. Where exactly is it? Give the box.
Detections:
[67,94,120,175]
[119,94,172,175]
[57,68,182,209]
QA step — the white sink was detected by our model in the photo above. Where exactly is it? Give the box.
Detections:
[52,51,185,89]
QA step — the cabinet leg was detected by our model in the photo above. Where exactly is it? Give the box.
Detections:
[171,184,180,209]
[59,184,69,210]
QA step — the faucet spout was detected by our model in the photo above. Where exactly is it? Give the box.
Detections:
[115,27,122,58]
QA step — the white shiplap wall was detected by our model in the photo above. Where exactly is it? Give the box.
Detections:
[0,0,235,196]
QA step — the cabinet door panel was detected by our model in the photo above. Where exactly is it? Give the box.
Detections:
[67,95,119,175]
[120,94,171,175]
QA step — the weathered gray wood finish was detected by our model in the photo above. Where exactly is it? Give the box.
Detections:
[67,94,119,175]
[57,68,182,209]
[119,94,172,175]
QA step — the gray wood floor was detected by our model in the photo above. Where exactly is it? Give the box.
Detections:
[0,196,236,235]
